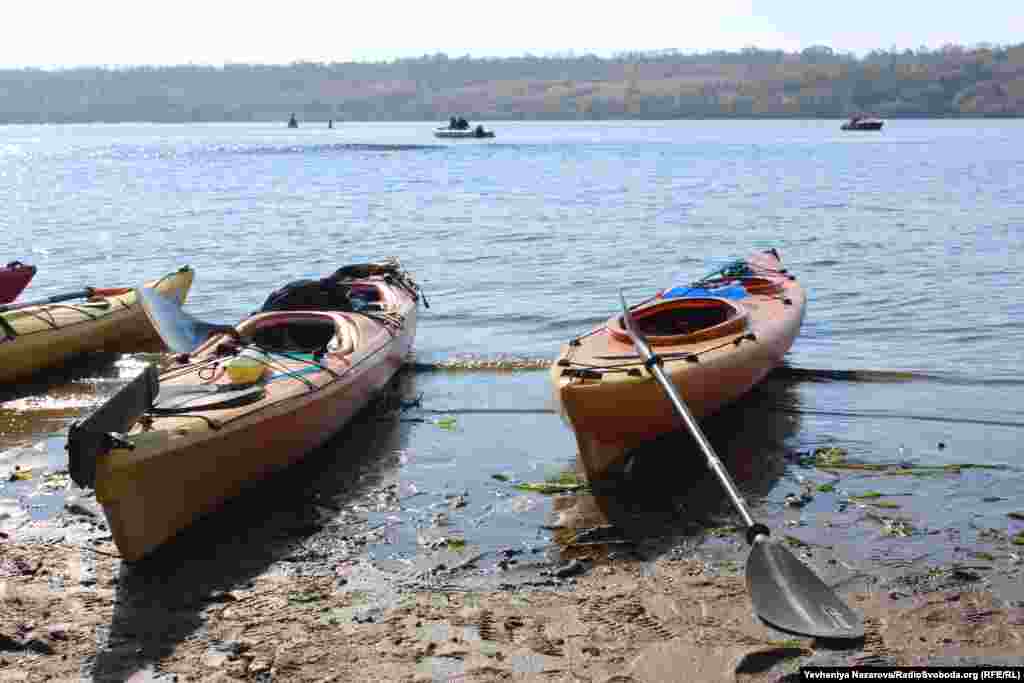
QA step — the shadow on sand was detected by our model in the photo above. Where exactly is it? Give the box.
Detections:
[86,373,416,681]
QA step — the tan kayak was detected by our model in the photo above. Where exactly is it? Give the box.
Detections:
[66,261,422,562]
[0,267,194,384]
[550,249,805,480]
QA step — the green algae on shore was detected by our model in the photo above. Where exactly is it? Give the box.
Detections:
[512,470,590,495]
[847,492,902,508]
[415,357,553,372]
[796,445,1008,477]
[813,459,1007,476]
[783,535,811,548]
[445,538,467,551]
[512,481,589,495]
[434,416,457,430]
[865,511,916,537]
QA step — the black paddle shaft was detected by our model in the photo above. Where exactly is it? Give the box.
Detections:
[0,288,95,313]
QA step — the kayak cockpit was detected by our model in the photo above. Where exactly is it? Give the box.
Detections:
[607,297,748,346]
[236,311,357,356]
[247,317,340,353]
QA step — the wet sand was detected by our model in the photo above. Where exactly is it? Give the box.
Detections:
[2,360,1024,680]
[2,533,1023,682]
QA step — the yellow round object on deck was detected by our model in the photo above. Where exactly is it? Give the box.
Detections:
[225,353,266,384]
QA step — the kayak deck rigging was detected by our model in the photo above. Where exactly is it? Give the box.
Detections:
[65,260,422,562]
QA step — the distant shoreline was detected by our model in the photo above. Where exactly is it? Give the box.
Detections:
[2,45,1022,122]
[2,115,1023,126]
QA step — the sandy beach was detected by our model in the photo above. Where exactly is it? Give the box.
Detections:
[3,364,1024,681]
[3,485,1023,682]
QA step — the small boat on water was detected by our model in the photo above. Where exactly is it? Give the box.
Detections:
[0,261,36,304]
[0,267,194,384]
[550,249,805,480]
[434,118,495,139]
[66,260,423,562]
[841,115,884,131]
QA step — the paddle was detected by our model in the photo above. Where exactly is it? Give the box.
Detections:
[137,284,238,354]
[617,291,863,640]
[0,287,115,314]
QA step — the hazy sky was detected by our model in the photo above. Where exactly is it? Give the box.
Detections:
[3,1,1020,68]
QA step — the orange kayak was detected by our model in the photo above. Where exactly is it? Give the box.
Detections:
[550,249,806,480]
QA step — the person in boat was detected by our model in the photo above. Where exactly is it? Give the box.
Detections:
[288,113,298,128]
[456,117,469,130]
[328,119,333,129]
[475,124,485,137]
[449,116,458,130]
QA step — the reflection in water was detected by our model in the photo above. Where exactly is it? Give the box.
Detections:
[552,376,803,560]
[0,353,138,441]
[1,355,150,527]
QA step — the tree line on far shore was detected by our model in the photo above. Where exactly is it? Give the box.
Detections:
[1,44,1022,124]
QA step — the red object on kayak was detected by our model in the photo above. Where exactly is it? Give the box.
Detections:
[0,262,36,304]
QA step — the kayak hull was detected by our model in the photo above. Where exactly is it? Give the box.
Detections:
[0,267,194,384]
[0,262,36,304]
[550,251,805,479]
[84,267,419,561]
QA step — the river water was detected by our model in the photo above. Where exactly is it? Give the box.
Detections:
[1,119,1022,574]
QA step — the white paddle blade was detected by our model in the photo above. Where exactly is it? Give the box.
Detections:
[137,285,234,355]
